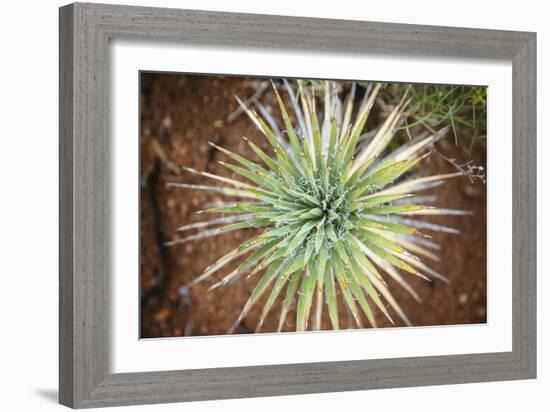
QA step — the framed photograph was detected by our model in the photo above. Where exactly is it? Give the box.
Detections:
[59,2,536,408]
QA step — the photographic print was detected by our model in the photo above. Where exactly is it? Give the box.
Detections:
[139,74,487,338]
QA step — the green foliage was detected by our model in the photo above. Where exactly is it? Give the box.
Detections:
[385,84,487,153]
[171,80,468,332]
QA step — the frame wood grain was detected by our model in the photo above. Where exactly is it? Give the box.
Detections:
[59,2,536,408]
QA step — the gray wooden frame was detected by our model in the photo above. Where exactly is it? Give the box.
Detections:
[59,2,536,408]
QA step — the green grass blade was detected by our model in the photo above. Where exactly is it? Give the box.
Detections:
[277,272,302,332]
[230,257,288,332]
[333,252,363,328]
[257,268,294,332]
[324,267,339,330]
[237,239,279,272]
[353,193,413,210]
[363,240,419,275]
[362,205,426,215]
[296,267,317,331]
[359,218,417,235]
[313,262,325,331]
[272,81,304,163]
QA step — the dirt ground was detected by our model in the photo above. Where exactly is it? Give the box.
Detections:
[139,73,487,338]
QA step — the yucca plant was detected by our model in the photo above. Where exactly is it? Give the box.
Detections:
[168,80,467,333]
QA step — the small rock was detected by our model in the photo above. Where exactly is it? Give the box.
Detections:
[154,307,171,323]
[464,184,482,198]
[477,307,487,318]
[178,286,191,297]
[458,293,469,304]
[161,116,172,130]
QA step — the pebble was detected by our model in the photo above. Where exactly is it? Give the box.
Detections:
[464,184,481,198]
[154,307,171,323]
[161,116,172,130]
